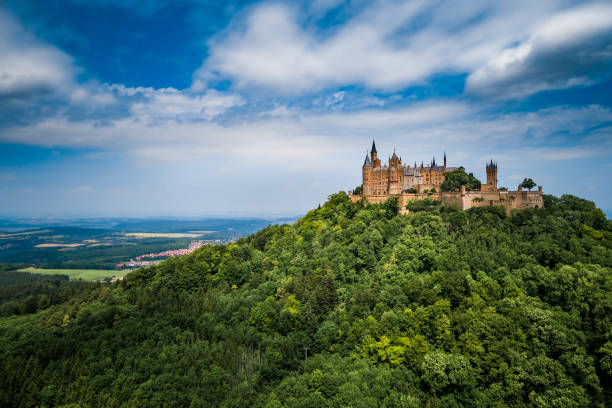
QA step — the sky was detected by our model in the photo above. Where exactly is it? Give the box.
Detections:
[0,0,611,217]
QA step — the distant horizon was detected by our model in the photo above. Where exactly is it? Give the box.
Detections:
[0,213,303,220]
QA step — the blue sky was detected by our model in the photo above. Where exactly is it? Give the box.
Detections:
[0,0,611,217]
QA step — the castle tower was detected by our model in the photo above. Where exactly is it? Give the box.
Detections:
[370,140,381,168]
[483,160,498,192]
[362,152,372,195]
[389,149,401,169]
[388,150,403,194]
[443,152,447,171]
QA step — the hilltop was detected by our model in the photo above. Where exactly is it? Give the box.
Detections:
[0,193,611,407]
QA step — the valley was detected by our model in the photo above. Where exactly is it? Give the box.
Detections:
[0,216,296,274]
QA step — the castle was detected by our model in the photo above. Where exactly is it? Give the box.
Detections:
[349,141,543,214]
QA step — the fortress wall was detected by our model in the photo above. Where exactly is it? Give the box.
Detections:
[350,189,544,215]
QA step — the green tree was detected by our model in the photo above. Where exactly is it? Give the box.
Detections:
[521,177,536,190]
[440,168,481,191]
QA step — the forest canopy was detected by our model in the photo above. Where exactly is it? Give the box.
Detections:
[0,193,610,407]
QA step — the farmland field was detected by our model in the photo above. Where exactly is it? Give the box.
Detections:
[0,217,297,269]
[16,267,129,281]
[123,232,206,238]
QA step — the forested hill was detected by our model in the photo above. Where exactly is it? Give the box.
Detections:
[1,193,611,407]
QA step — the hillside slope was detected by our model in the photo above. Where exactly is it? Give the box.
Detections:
[1,193,611,407]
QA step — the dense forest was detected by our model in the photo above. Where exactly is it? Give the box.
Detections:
[0,193,610,407]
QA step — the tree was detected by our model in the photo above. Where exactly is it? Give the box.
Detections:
[521,178,536,191]
[441,169,481,191]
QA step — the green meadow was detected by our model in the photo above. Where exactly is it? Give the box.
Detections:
[17,267,129,281]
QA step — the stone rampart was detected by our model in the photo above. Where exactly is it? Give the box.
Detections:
[349,188,544,215]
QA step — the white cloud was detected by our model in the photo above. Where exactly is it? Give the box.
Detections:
[70,87,116,107]
[194,1,596,95]
[352,96,385,108]
[0,10,76,99]
[322,91,345,107]
[466,3,612,98]
[0,10,245,127]
[126,87,244,122]
[534,3,612,47]
[2,99,610,172]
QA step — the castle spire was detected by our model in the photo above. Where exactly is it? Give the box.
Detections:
[363,152,371,166]
[370,140,379,168]
[444,151,447,168]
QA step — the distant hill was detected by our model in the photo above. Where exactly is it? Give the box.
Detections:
[112,217,297,235]
[0,193,610,407]
[0,216,298,233]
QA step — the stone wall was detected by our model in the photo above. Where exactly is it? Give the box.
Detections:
[349,188,544,215]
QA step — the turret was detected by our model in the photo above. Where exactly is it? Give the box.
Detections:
[370,140,380,168]
[389,149,401,169]
[483,159,498,192]
[362,151,373,196]
[370,141,377,165]
[363,152,371,167]
[443,152,447,170]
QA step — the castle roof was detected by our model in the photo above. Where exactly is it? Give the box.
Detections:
[405,166,457,175]
[405,167,421,176]
[363,153,371,166]
[371,140,377,153]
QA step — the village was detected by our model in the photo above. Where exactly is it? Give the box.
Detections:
[116,238,236,268]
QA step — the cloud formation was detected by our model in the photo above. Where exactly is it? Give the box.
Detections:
[195,1,612,97]
[0,11,76,99]
[466,3,612,98]
[0,10,77,125]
